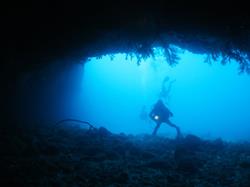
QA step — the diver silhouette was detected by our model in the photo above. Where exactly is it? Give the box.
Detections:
[149,99,181,138]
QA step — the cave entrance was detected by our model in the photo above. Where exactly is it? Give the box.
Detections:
[79,47,250,141]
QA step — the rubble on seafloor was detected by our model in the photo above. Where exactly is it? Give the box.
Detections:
[1,124,250,187]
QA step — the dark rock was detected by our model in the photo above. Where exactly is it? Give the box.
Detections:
[4,124,250,187]
[174,144,195,161]
[239,161,250,169]
[176,157,202,173]
[211,138,225,150]
[184,134,202,151]
[41,144,60,155]
[7,136,28,156]
[84,147,103,157]
[114,172,129,184]
[145,159,172,170]
[127,144,142,156]
[113,145,126,156]
[166,174,181,184]
[98,127,112,137]
[141,151,156,159]
[174,143,204,174]
[104,150,120,160]
[119,132,126,137]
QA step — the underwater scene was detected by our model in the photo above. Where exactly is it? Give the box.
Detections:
[2,47,250,186]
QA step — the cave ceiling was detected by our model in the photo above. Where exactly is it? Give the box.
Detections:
[3,1,250,75]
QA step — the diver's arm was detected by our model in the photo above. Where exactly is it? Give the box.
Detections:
[149,105,158,120]
[149,110,154,120]
[166,107,173,117]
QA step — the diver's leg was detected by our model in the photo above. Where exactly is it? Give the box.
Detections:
[166,120,181,138]
[152,122,161,136]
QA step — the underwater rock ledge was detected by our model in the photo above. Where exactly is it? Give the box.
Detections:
[1,124,250,186]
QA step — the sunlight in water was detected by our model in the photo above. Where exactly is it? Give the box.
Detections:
[80,47,250,141]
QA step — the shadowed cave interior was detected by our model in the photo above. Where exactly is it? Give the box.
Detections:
[2,2,250,186]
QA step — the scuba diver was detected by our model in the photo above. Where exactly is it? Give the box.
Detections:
[159,76,176,104]
[149,99,181,138]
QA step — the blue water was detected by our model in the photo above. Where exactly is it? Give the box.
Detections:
[17,47,250,142]
[77,48,250,141]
